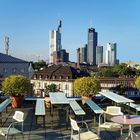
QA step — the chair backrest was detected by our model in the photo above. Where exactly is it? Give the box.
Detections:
[106,106,123,115]
[70,117,80,131]
[13,111,24,122]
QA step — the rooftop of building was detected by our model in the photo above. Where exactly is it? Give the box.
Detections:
[0,53,28,63]
[0,98,140,140]
[32,64,89,80]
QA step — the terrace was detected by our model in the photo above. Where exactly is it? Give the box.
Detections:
[0,94,140,140]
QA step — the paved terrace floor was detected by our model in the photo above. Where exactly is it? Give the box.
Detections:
[0,101,140,140]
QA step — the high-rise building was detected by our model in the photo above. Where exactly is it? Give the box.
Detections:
[49,20,62,64]
[77,44,87,64]
[77,48,80,65]
[87,28,98,65]
[105,43,117,66]
[96,45,103,65]
[56,49,69,63]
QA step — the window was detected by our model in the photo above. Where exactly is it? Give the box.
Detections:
[34,74,37,79]
[59,76,63,80]
[65,84,69,90]
[39,75,43,80]
[12,68,16,73]
[20,68,25,73]
[45,83,47,87]
[45,75,49,80]
[66,76,70,80]
[53,76,56,80]
[3,68,8,73]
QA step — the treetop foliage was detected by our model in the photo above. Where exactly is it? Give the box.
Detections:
[2,75,31,96]
[74,76,101,97]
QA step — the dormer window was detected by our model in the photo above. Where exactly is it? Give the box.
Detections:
[53,76,56,80]
[59,76,63,80]
[45,75,49,80]
[39,75,43,80]
[34,74,37,79]
[66,76,70,80]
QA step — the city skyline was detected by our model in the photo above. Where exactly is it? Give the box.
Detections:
[0,0,140,63]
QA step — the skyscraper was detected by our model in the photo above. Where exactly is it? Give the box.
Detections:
[96,45,103,65]
[87,28,98,65]
[49,20,62,64]
[77,44,87,64]
[105,43,117,66]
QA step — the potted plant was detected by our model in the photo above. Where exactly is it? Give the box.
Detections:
[44,83,58,108]
[74,76,101,104]
[2,75,31,108]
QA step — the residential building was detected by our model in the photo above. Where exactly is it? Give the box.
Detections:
[87,28,98,65]
[49,20,62,64]
[0,53,29,78]
[96,45,103,65]
[100,77,139,98]
[105,43,117,66]
[31,64,89,97]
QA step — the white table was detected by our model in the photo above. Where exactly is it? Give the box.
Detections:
[49,92,69,122]
[111,115,140,140]
[49,92,69,104]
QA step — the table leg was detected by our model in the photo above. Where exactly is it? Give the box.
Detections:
[125,125,137,140]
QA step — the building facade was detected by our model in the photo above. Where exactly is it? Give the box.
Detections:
[55,49,69,63]
[31,65,89,97]
[105,43,117,66]
[0,53,29,78]
[49,20,62,64]
[77,44,87,64]
[96,45,103,65]
[100,77,140,98]
[87,28,98,65]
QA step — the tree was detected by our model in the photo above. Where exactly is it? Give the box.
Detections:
[98,68,114,77]
[136,69,140,76]
[31,60,47,70]
[135,76,140,90]
[44,84,58,96]
[74,76,101,97]
[113,63,133,77]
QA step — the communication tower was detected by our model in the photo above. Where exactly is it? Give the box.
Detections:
[5,36,9,55]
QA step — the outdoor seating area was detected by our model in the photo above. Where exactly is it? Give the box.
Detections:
[0,91,140,139]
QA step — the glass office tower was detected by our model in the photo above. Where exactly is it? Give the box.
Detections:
[87,28,98,65]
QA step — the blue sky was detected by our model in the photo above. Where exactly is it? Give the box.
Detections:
[0,0,140,63]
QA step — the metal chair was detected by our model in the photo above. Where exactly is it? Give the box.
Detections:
[70,117,100,140]
[105,106,123,116]
[98,106,123,136]
[0,111,24,140]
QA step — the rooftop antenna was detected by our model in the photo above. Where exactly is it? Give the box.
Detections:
[5,36,9,55]
[58,19,62,32]
[89,17,93,28]
[57,14,62,32]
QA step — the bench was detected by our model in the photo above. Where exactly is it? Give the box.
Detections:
[0,98,12,113]
[86,99,104,126]
[35,98,45,127]
[69,100,85,116]
[86,99,104,114]
[0,98,12,124]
